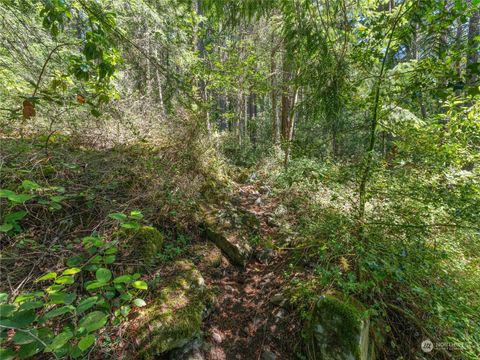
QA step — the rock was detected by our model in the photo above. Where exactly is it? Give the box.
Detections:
[211,331,222,344]
[192,243,222,268]
[266,216,279,227]
[305,294,373,360]
[168,338,205,360]
[256,249,275,263]
[274,205,287,216]
[274,309,285,323]
[262,351,277,360]
[270,293,286,307]
[254,197,262,205]
[202,206,254,266]
[131,261,215,359]
[114,225,164,269]
[259,185,271,195]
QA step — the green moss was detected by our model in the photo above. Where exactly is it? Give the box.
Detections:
[134,261,213,359]
[306,294,369,360]
[114,226,164,268]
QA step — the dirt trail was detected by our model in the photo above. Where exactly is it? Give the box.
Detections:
[200,184,299,360]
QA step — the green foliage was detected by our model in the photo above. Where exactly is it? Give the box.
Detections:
[0,229,148,359]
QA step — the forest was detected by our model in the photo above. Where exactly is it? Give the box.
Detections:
[0,0,479,359]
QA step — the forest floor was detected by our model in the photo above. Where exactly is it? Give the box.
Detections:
[199,184,300,360]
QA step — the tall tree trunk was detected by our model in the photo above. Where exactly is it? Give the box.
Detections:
[271,35,278,143]
[466,4,479,86]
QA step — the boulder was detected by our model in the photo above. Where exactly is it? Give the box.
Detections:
[201,206,254,266]
[114,225,164,268]
[130,260,214,359]
[306,294,373,360]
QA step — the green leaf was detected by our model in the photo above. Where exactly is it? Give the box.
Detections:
[129,210,144,219]
[113,275,132,284]
[0,224,13,233]
[76,296,98,314]
[48,292,76,305]
[50,195,66,203]
[131,281,148,290]
[55,276,75,285]
[0,348,16,360]
[103,255,116,264]
[108,212,127,222]
[14,292,43,303]
[121,221,140,230]
[85,281,108,291]
[0,304,16,318]
[4,211,27,223]
[67,255,85,267]
[12,329,38,345]
[21,180,41,190]
[19,301,44,311]
[0,189,16,198]
[62,267,81,275]
[18,341,44,359]
[78,334,95,351]
[95,268,112,283]
[132,298,146,307]
[35,272,57,282]
[43,305,74,320]
[45,328,73,352]
[78,311,108,333]
[2,309,36,327]
[0,293,8,303]
[7,194,33,203]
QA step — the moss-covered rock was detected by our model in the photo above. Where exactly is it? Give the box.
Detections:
[114,226,164,268]
[306,294,373,360]
[131,260,214,359]
[201,205,253,267]
[192,242,223,268]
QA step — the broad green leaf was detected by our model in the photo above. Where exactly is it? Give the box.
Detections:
[132,298,147,307]
[78,311,108,333]
[121,221,140,230]
[0,304,16,318]
[43,305,74,320]
[48,292,76,305]
[95,268,112,283]
[76,296,98,314]
[35,272,57,282]
[0,189,16,198]
[131,281,148,290]
[108,212,127,221]
[0,348,16,360]
[2,309,35,327]
[55,276,75,285]
[78,334,95,351]
[45,328,73,352]
[0,293,8,303]
[12,329,38,345]
[18,341,44,359]
[4,211,27,223]
[103,255,116,264]
[0,224,13,233]
[21,180,40,190]
[14,292,43,303]
[62,267,81,275]
[113,275,132,284]
[7,194,33,203]
[19,301,44,311]
[85,281,108,291]
[66,255,85,267]
[129,210,143,219]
